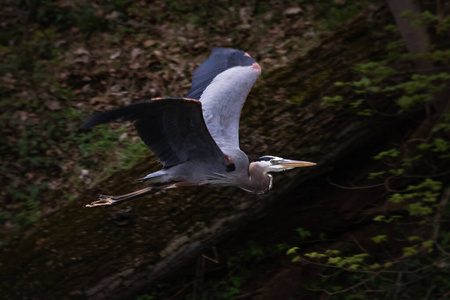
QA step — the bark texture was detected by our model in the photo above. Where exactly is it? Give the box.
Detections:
[387,0,433,72]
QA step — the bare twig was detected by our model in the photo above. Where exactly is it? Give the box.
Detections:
[306,271,381,296]
[168,281,194,300]
[349,234,370,253]
[327,177,385,190]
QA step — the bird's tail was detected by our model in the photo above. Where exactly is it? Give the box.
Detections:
[135,169,171,183]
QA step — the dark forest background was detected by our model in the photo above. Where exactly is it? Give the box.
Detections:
[0,0,449,299]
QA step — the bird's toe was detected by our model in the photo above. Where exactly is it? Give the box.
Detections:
[85,195,115,208]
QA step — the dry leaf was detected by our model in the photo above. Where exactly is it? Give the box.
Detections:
[130,62,141,69]
[110,84,122,92]
[81,84,91,92]
[74,56,89,64]
[284,7,302,15]
[131,48,142,62]
[74,47,89,55]
[153,49,163,57]
[110,50,121,60]
[15,111,29,120]
[46,100,62,111]
[119,132,128,141]
[90,96,108,104]
[239,7,252,25]
[105,11,119,20]
[143,40,157,48]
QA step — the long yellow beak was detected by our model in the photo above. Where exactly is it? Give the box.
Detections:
[281,159,317,168]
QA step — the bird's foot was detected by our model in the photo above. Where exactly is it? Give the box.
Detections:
[85,194,123,208]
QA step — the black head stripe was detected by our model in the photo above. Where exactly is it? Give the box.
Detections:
[255,156,275,162]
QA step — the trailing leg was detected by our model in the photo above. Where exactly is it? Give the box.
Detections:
[85,184,177,208]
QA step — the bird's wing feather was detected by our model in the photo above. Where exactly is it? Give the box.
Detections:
[186,48,256,100]
[187,48,260,148]
[83,97,228,168]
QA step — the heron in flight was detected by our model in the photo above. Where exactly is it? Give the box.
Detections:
[84,48,315,207]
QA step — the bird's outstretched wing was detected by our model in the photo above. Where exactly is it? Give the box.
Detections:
[83,97,228,168]
[186,48,261,148]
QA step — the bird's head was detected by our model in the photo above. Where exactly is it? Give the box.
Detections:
[254,155,316,173]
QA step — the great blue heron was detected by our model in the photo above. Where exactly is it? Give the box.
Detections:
[84,48,315,207]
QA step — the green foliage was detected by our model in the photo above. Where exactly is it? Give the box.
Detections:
[400,10,450,33]
[418,138,450,158]
[427,49,450,64]
[304,251,327,258]
[407,178,442,192]
[368,171,385,179]
[322,95,343,107]
[373,148,399,160]
[371,235,387,244]
[408,202,433,216]
[353,62,396,83]
[222,276,243,299]
[373,214,402,223]
[286,247,300,255]
[321,19,450,113]
[290,248,370,270]
[288,224,450,298]
[385,179,442,216]
[402,246,418,257]
[393,72,450,110]
[296,227,312,239]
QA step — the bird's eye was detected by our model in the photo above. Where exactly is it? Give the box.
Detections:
[270,159,274,164]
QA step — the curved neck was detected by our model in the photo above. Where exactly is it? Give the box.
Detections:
[243,162,272,194]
